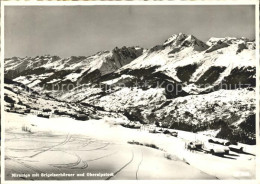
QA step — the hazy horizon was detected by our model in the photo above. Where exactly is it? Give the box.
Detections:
[5,5,255,58]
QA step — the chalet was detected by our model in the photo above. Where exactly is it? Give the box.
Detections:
[75,114,89,121]
[14,104,27,110]
[31,109,42,115]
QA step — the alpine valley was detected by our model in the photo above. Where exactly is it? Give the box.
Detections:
[4,33,256,144]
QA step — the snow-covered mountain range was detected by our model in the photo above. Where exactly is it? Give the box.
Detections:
[4,33,256,144]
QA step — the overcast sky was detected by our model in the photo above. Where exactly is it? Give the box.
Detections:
[5,5,255,58]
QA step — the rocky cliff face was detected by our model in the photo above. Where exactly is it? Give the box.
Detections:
[4,33,256,144]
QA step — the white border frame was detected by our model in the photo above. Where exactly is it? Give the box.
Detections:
[1,1,259,184]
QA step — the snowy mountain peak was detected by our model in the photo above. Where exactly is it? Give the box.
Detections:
[205,36,255,53]
[163,33,188,46]
[163,33,209,52]
[112,46,144,61]
[206,37,252,46]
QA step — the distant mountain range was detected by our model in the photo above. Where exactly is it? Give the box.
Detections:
[4,33,256,144]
